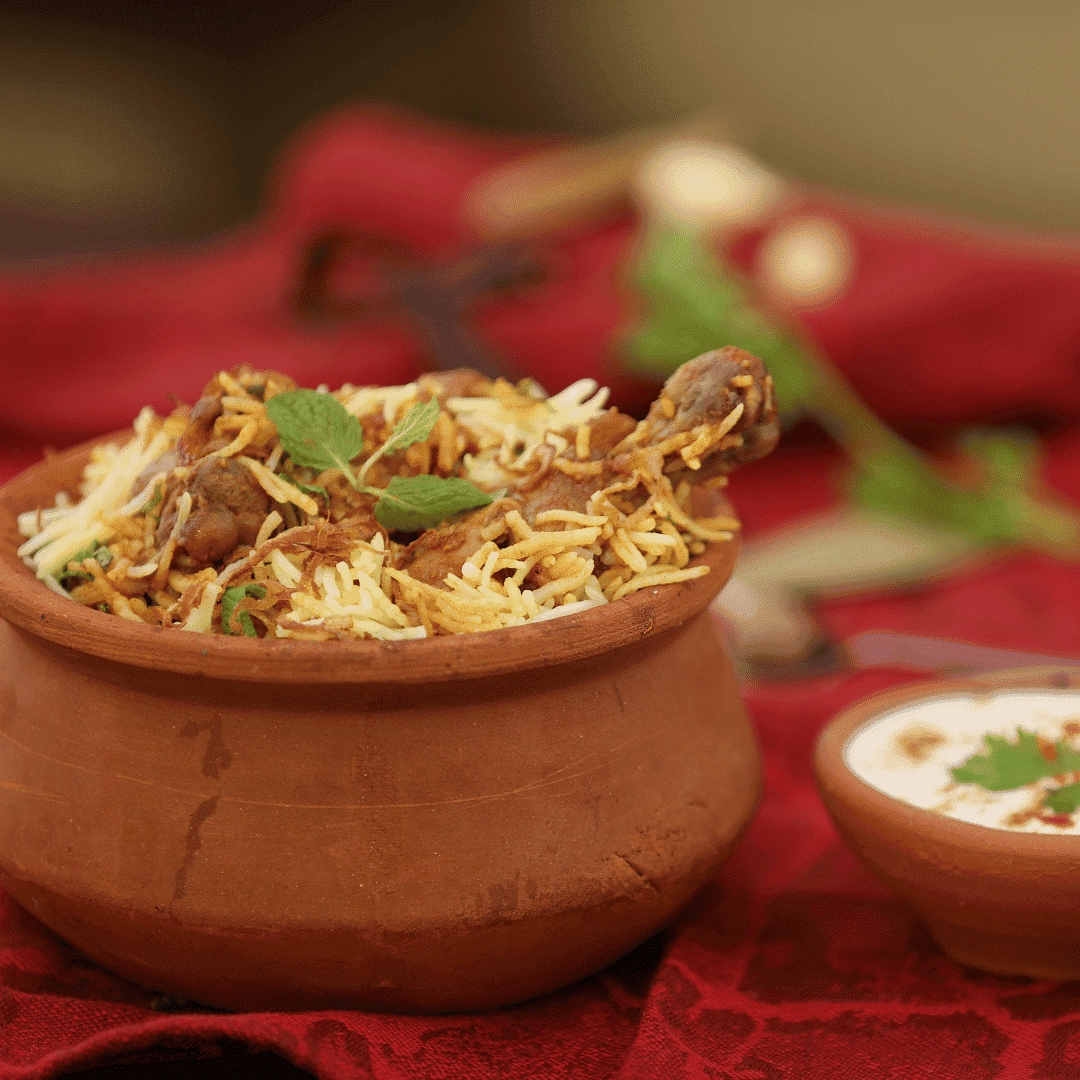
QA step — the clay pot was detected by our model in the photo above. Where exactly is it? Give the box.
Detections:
[815,666,1080,981]
[0,437,760,1013]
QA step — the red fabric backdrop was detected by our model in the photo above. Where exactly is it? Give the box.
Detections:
[2,108,1080,1078]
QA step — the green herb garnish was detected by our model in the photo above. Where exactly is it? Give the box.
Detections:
[370,398,440,464]
[63,539,113,582]
[266,389,365,475]
[220,583,266,637]
[950,729,1080,791]
[143,483,163,512]
[1044,782,1080,815]
[375,475,493,532]
[266,392,491,531]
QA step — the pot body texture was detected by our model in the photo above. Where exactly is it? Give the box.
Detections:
[0,613,756,1012]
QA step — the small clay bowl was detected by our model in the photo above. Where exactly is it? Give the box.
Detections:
[0,436,760,1013]
[815,666,1080,980]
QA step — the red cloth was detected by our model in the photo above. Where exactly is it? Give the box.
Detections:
[3,108,1080,1077]
[3,108,1080,447]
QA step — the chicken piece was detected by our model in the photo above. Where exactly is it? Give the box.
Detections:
[394,498,520,587]
[177,394,228,462]
[625,346,779,475]
[396,348,777,586]
[156,457,270,567]
[140,365,295,485]
[585,408,638,456]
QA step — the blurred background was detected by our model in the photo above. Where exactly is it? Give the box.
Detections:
[2,0,1078,263]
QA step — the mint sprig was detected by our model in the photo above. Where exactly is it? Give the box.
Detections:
[266,391,491,531]
[363,398,440,474]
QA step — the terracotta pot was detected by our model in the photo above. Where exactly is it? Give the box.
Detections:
[0,437,760,1013]
[815,666,1080,981]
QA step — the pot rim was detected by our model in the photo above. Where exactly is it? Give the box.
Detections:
[814,665,1080,859]
[0,433,737,684]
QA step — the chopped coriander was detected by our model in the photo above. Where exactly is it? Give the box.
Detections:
[220,583,267,637]
[62,539,112,583]
[950,729,1080,791]
[1044,782,1080,815]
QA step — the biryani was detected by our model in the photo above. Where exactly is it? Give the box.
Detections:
[17,347,778,640]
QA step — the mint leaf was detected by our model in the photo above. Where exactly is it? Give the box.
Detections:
[357,399,440,485]
[381,399,440,455]
[266,389,365,475]
[375,474,492,532]
[63,539,112,582]
[281,474,329,503]
[1045,782,1080,815]
[950,729,1080,791]
[220,583,266,637]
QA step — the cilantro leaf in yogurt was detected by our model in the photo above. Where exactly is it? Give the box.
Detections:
[950,729,1080,791]
[1044,782,1080,815]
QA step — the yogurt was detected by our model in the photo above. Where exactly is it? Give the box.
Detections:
[843,689,1080,834]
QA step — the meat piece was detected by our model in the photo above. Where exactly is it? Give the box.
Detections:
[174,363,293,466]
[157,457,271,568]
[177,395,228,463]
[394,498,520,587]
[187,458,269,544]
[180,506,240,565]
[632,346,779,474]
[513,470,595,523]
[585,408,638,456]
[396,348,777,587]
